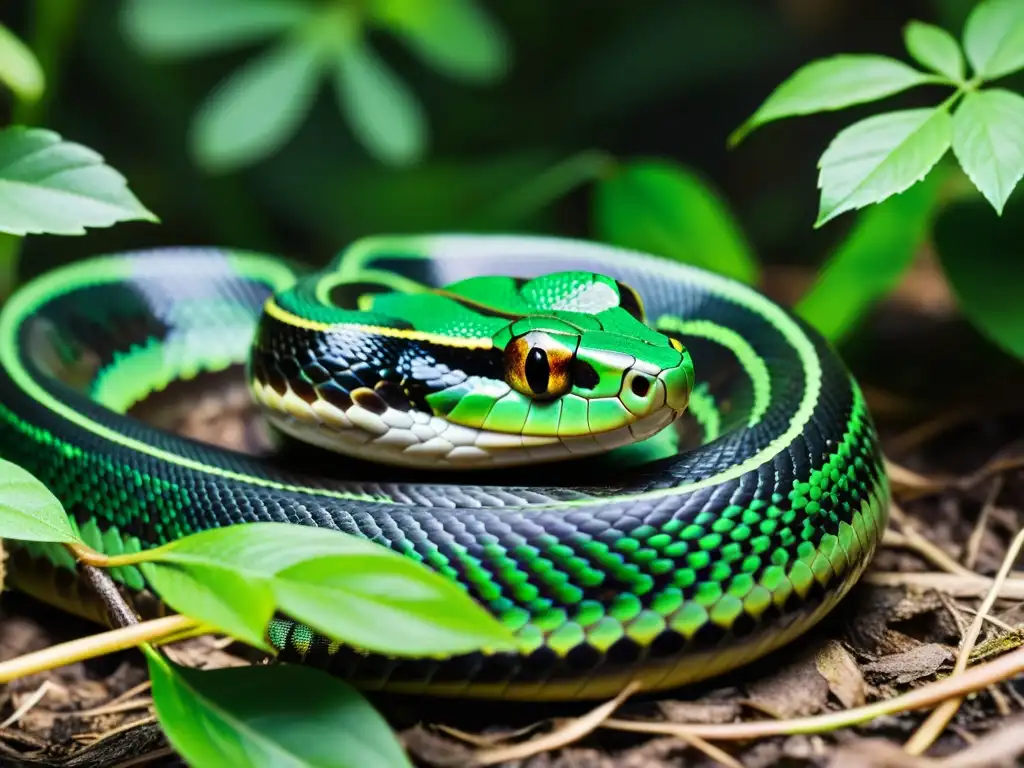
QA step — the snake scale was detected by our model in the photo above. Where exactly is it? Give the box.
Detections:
[0,234,888,700]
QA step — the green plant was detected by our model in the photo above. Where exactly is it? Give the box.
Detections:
[120,0,511,172]
[731,0,1024,224]
[0,454,514,767]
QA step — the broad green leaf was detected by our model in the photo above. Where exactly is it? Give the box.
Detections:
[191,38,323,172]
[952,88,1024,214]
[140,561,276,651]
[593,159,758,284]
[147,650,412,768]
[904,20,965,81]
[935,197,1024,359]
[816,108,952,227]
[796,169,943,340]
[138,522,394,574]
[134,522,516,655]
[0,458,79,543]
[730,55,934,146]
[963,0,1024,80]
[122,0,314,58]
[333,40,426,166]
[377,0,510,83]
[272,552,516,656]
[0,23,44,102]
[0,127,157,235]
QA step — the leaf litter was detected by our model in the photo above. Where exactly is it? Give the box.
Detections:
[1,281,1024,766]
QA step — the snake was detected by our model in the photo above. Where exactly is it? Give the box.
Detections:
[0,234,888,701]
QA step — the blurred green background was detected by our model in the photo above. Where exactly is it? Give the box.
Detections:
[0,0,978,269]
[3,0,1022,409]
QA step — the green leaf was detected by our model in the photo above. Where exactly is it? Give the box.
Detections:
[0,23,44,102]
[904,20,965,82]
[272,552,516,656]
[0,127,157,236]
[815,108,952,227]
[963,0,1024,80]
[952,88,1024,214]
[796,169,943,340]
[122,0,314,58]
[729,54,935,146]
[191,38,324,172]
[935,196,1024,359]
[333,40,427,166]
[377,0,510,83]
[593,159,758,285]
[0,458,79,544]
[147,650,412,768]
[140,561,276,651]
[135,523,516,656]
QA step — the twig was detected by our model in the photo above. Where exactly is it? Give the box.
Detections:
[963,477,1003,571]
[903,528,1024,755]
[601,720,744,768]
[0,680,53,728]
[864,571,1024,599]
[598,642,1024,740]
[470,682,640,766]
[0,615,200,684]
[954,603,1014,632]
[884,503,976,577]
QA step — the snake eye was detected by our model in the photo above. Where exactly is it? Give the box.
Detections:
[505,331,575,399]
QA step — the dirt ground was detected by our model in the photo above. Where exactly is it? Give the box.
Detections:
[1,258,1024,768]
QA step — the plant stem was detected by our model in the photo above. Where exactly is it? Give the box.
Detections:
[472,150,617,227]
[11,0,82,127]
[0,614,200,684]
[0,234,22,300]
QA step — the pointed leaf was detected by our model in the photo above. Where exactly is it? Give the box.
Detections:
[593,159,758,284]
[904,20,965,82]
[140,561,276,651]
[0,23,44,102]
[730,54,934,146]
[333,40,427,166]
[952,88,1024,214]
[0,127,157,236]
[147,651,412,768]
[963,0,1024,80]
[191,38,323,172]
[935,197,1024,359]
[122,0,314,58]
[133,522,516,656]
[271,552,517,656]
[816,108,952,226]
[0,458,79,544]
[796,170,942,340]
[378,0,510,83]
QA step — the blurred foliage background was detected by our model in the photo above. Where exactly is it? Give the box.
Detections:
[1,0,1021,403]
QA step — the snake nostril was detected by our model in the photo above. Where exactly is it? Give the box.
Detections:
[630,375,650,398]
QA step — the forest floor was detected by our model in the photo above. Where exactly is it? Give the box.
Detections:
[1,258,1024,768]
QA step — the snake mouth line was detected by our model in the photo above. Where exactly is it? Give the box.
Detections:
[252,378,682,470]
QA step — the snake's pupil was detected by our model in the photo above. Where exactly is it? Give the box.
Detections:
[525,347,550,394]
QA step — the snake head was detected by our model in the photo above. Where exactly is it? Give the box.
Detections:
[427,308,694,463]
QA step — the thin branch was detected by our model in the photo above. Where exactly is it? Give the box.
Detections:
[903,528,1024,755]
[0,615,199,684]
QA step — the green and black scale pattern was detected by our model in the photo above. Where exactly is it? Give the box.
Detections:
[0,234,888,700]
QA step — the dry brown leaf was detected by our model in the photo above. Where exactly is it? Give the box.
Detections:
[743,646,832,718]
[861,644,954,685]
[815,641,868,708]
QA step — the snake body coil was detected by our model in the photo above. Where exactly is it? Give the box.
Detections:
[0,235,888,700]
